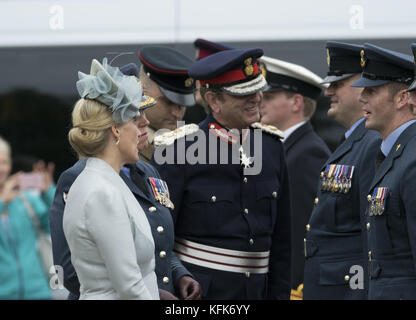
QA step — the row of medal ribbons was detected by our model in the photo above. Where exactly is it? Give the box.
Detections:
[149,177,175,210]
[320,164,355,194]
[368,187,389,216]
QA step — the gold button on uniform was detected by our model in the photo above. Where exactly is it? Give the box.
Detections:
[244,208,249,214]
[149,206,157,213]
[314,197,319,205]
[367,195,372,202]
[160,251,166,258]
[243,177,248,183]
[272,191,277,198]
[211,196,216,202]
[249,238,254,245]
[368,251,372,261]
[245,272,250,278]
[157,226,164,233]
[344,275,350,282]
[163,277,169,284]
[366,223,370,231]
[306,224,311,232]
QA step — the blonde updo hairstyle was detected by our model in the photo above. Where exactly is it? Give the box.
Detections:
[68,98,116,157]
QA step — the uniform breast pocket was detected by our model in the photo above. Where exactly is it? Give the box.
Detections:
[375,195,403,252]
[183,186,235,230]
[255,180,280,227]
[384,194,402,217]
[334,193,355,231]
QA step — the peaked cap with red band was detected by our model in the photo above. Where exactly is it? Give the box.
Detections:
[194,38,234,60]
[188,48,267,96]
[138,46,196,107]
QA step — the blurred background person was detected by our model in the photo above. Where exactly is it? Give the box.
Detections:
[259,56,331,300]
[0,136,55,299]
[138,46,196,162]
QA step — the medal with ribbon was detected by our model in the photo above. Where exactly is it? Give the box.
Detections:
[209,122,252,168]
[328,164,336,192]
[321,164,330,191]
[369,187,388,216]
[346,165,354,193]
[321,164,355,194]
[148,177,175,209]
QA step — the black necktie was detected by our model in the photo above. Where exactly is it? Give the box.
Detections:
[375,149,386,172]
[126,164,149,197]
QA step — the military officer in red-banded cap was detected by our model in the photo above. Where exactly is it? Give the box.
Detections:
[151,48,292,300]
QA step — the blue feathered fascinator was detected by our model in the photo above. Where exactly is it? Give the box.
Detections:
[76,58,155,123]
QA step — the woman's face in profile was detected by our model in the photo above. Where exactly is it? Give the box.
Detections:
[117,114,148,164]
[0,150,11,186]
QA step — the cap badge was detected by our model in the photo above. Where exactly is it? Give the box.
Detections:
[185,77,194,87]
[259,62,267,78]
[360,50,366,68]
[244,58,254,76]
[326,49,330,67]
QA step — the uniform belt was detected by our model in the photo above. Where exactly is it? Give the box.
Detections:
[173,237,270,274]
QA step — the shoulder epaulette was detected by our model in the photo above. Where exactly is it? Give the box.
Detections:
[250,122,284,139]
[154,124,199,147]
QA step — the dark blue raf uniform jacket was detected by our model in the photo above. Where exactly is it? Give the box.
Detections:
[366,122,416,300]
[283,122,331,293]
[151,114,291,300]
[303,121,381,299]
[49,158,191,299]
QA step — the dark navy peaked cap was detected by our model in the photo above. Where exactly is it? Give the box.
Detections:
[351,43,414,88]
[322,41,364,83]
[138,46,196,107]
[407,43,416,92]
[188,48,267,96]
[194,38,234,60]
[119,63,139,77]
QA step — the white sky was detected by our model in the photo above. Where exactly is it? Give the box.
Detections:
[0,0,415,47]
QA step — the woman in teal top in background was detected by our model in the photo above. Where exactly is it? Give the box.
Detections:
[0,136,55,299]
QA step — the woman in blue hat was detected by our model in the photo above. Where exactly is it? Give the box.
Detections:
[63,58,159,300]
